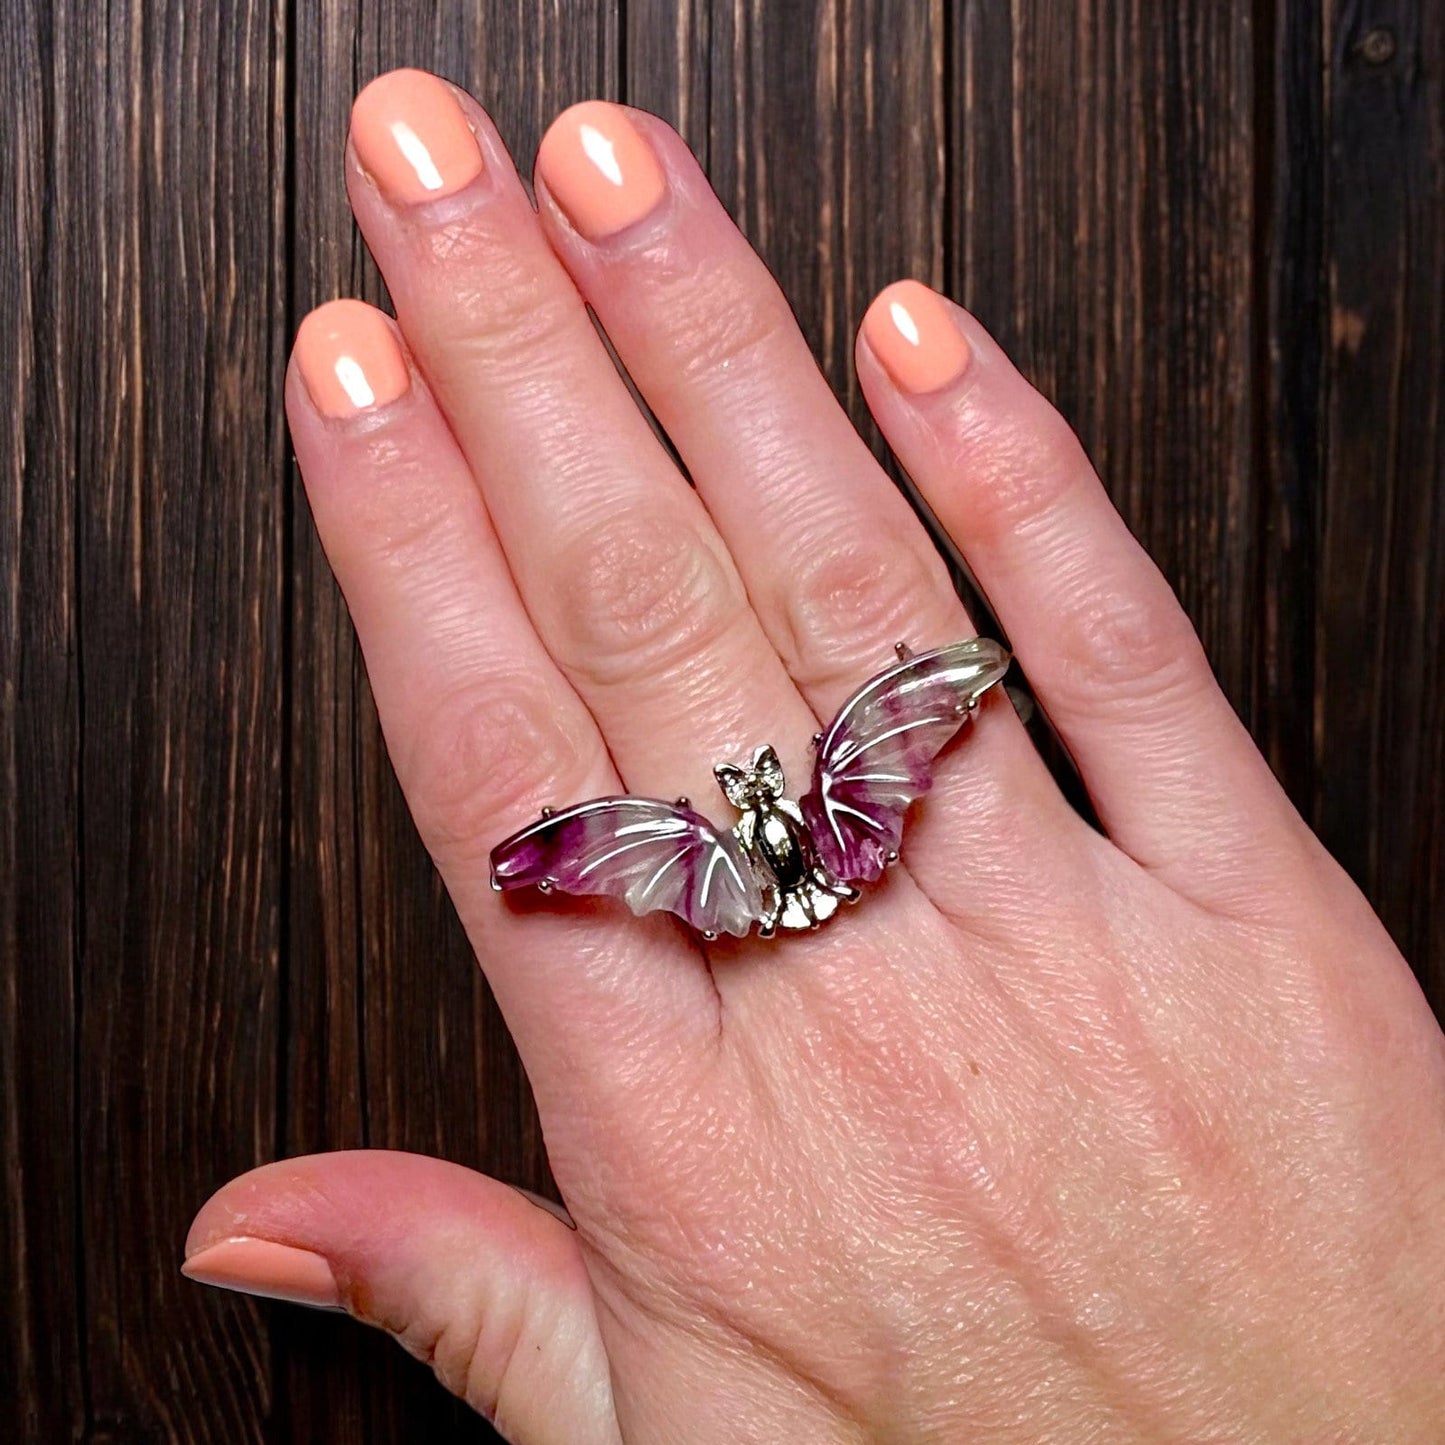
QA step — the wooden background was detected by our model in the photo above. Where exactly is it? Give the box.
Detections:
[3,0,1442,1439]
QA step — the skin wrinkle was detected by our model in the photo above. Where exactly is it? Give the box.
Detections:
[777,523,959,692]
[548,511,750,688]
[542,143,898,526]
[926,389,1095,551]
[758,1006,1165,1440]
[589,1204,880,1442]
[687,378,881,503]
[398,677,605,864]
[887,901,1304,1438]
[705,954,1074,1430]
[577,164,799,383]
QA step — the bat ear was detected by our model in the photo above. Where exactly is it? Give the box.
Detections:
[753,746,785,799]
[713,762,750,809]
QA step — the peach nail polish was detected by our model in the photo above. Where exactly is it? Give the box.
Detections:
[863,280,972,394]
[182,1238,342,1309]
[537,100,667,240]
[351,68,484,204]
[294,299,410,418]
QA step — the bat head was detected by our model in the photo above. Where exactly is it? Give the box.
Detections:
[714,745,786,810]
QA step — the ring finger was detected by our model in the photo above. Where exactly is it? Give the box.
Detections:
[529,101,1084,905]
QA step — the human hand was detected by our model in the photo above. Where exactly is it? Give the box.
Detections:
[183,69,1445,1442]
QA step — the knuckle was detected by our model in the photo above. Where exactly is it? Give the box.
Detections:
[1053,577,1211,711]
[452,281,580,372]
[779,524,955,687]
[348,460,463,578]
[947,400,1092,546]
[420,223,583,365]
[311,421,473,581]
[399,677,599,864]
[651,254,794,382]
[550,512,747,685]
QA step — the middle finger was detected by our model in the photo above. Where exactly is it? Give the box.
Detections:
[345,69,821,821]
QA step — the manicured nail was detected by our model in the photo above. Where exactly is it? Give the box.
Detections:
[508,1183,576,1228]
[294,299,410,419]
[351,68,484,205]
[863,280,972,395]
[537,100,667,241]
[182,1237,342,1309]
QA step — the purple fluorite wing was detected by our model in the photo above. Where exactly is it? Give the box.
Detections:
[799,639,1011,883]
[489,797,763,937]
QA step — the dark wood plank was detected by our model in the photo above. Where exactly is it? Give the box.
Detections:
[282,5,618,1440]
[1312,0,1445,994]
[950,0,1260,716]
[1259,0,1327,828]
[11,0,291,1439]
[1,3,85,1437]
[674,0,946,427]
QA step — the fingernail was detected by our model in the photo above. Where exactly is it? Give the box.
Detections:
[863,280,972,395]
[294,299,410,419]
[351,68,484,205]
[182,1237,342,1309]
[508,1183,576,1228]
[537,100,667,241]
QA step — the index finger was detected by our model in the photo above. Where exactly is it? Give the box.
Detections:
[288,300,722,1114]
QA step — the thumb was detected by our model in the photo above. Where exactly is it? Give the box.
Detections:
[183,1150,620,1445]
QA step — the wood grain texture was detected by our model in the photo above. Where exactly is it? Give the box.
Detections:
[1315,0,1444,991]
[2,1,1441,1439]
[951,0,1259,710]
[3,4,84,1438]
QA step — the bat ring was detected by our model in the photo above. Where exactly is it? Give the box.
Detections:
[489,638,1011,940]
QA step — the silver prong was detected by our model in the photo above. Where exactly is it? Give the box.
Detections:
[701,929,718,942]
[540,805,554,819]
[537,879,555,893]
[676,796,691,809]
[894,641,915,662]
[811,732,824,748]
[489,875,502,892]
[885,849,899,865]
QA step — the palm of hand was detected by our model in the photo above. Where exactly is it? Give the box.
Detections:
[183,71,1445,1444]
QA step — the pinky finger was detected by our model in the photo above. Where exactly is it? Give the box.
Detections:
[856,282,1314,906]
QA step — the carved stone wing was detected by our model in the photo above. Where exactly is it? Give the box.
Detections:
[799,639,1011,883]
[490,797,764,938]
